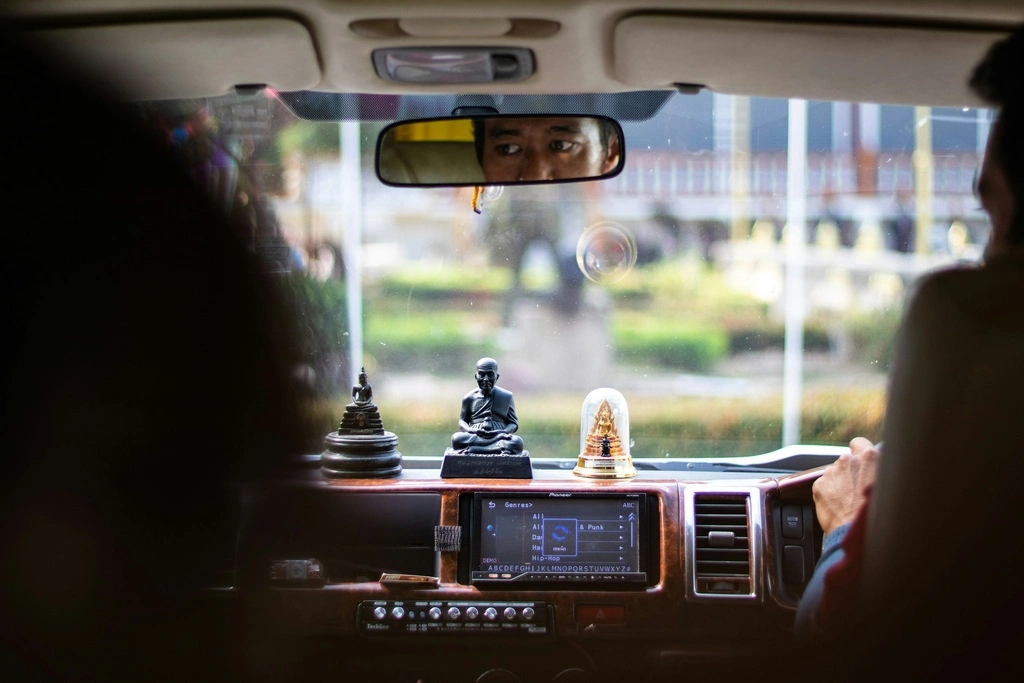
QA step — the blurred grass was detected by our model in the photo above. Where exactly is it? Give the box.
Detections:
[847,307,902,371]
[299,257,896,457]
[612,314,730,372]
[379,265,512,298]
[363,311,498,373]
[300,387,885,458]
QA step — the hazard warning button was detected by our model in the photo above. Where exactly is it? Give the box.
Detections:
[575,604,626,626]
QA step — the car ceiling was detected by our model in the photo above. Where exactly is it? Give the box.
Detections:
[5,0,1024,106]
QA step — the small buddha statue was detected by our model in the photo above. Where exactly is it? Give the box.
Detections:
[322,366,401,478]
[352,367,373,405]
[336,367,384,435]
[583,399,623,456]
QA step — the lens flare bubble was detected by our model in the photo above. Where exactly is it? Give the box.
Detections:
[481,185,504,202]
[471,185,504,213]
[576,222,637,284]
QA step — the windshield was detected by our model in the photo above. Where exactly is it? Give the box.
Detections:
[142,91,989,460]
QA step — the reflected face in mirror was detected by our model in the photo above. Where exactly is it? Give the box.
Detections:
[478,117,621,182]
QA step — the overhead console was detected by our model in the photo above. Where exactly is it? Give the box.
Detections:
[458,491,659,589]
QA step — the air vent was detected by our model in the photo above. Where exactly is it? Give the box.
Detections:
[692,494,752,597]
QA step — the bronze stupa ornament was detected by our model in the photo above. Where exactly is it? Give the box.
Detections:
[321,368,402,478]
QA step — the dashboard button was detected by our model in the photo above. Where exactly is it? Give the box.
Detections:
[521,607,535,620]
[373,607,387,620]
[503,607,517,620]
[576,605,625,626]
[783,545,806,583]
[465,606,479,620]
[428,607,441,620]
[447,606,461,620]
[392,606,405,619]
[782,505,804,539]
[483,607,498,621]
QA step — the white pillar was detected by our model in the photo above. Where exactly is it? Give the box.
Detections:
[712,93,734,152]
[858,103,881,154]
[914,107,933,255]
[832,101,853,154]
[783,99,808,446]
[340,121,363,384]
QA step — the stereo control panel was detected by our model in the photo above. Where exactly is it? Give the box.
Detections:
[358,600,551,636]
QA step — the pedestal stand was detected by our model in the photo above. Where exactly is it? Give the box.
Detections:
[321,370,402,478]
[440,452,532,479]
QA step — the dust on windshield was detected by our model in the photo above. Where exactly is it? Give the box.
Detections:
[143,92,988,458]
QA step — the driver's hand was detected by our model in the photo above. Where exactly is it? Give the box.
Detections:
[812,437,880,536]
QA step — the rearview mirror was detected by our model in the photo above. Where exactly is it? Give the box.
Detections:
[376,114,624,186]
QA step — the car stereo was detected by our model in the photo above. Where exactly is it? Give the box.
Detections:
[459,492,657,589]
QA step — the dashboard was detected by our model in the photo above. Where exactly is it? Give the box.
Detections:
[225,459,830,682]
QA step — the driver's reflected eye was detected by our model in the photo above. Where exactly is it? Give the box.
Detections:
[549,140,577,152]
[495,144,521,156]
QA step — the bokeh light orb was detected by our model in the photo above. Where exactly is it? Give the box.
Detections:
[576,222,637,284]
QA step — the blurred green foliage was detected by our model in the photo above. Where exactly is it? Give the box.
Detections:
[370,260,865,372]
[282,272,347,359]
[612,314,730,372]
[378,265,556,300]
[847,307,902,371]
[281,272,347,396]
[727,321,832,353]
[365,311,497,373]
[606,260,761,316]
[277,121,340,158]
[378,265,512,299]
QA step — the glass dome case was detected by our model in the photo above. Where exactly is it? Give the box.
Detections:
[574,388,636,478]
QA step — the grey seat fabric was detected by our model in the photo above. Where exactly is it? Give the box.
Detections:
[859,253,1024,678]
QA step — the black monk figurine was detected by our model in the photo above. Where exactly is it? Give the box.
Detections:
[449,357,525,455]
[442,357,531,478]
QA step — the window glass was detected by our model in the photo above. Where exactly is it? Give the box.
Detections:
[144,92,989,459]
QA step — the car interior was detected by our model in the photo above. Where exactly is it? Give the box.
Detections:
[3,1,1024,682]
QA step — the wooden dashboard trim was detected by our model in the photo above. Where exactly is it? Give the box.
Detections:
[241,472,806,646]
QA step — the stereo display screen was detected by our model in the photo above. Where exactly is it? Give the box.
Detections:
[468,493,649,586]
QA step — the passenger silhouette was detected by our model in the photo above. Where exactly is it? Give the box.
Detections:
[0,28,305,682]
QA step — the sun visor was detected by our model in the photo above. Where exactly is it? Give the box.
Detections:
[26,18,321,101]
[613,15,1008,106]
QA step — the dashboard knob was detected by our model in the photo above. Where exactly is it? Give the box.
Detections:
[521,607,535,620]
[373,606,387,620]
[447,606,461,620]
[391,606,405,619]
[428,607,442,620]
[465,606,479,620]
[483,607,498,621]
[503,607,517,620]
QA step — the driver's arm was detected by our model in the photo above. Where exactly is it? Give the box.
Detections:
[794,438,879,642]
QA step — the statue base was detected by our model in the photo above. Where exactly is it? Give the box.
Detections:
[572,453,636,479]
[440,451,533,479]
[321,431,402,478]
